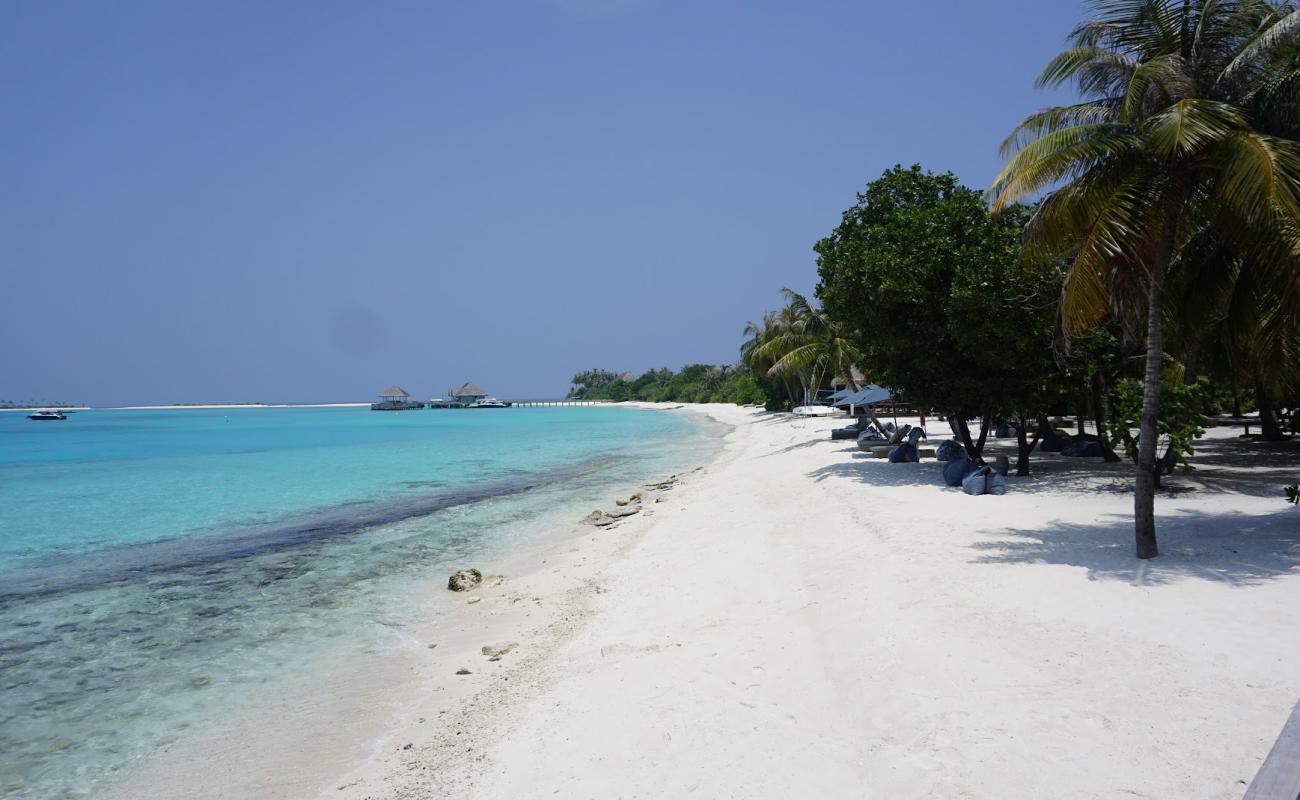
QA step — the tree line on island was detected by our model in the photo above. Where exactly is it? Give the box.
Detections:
[574,0,1300,558]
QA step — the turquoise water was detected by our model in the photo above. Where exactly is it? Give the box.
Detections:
[0,405,715,798]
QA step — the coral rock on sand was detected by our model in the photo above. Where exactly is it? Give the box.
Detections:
[481,642,518,658]
[615,493,643,507]
[447,569,483,592]
[583,505,643,527]
[455,668,471,675]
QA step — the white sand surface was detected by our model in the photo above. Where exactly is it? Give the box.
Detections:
[109,404,1300,799]
[350,404,1298,800]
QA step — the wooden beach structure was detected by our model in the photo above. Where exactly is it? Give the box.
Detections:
[1245,698,1300,799]
[429,382,493,408]
[370,386,425,411]
[508,399,610,407]
[426,381,615,409]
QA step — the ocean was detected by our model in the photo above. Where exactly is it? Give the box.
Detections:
[0,405,718,798]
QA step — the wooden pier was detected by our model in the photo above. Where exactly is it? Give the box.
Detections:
[507,399,612,408]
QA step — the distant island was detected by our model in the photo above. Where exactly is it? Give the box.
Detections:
[566,366,772,407]
[0,400,78,409]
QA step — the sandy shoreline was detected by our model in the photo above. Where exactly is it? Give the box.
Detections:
[108,404,1299,798]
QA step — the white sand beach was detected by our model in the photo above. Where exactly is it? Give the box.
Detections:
[110,403,1300,799]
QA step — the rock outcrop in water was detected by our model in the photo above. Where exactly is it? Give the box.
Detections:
[447,569,483,591]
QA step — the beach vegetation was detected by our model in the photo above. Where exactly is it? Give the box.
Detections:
[567,364,771,406]
[990,0,1300,558]
[814,165,1066,470]
[744,289,865,410]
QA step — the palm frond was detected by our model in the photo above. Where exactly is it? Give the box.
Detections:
[1218,5,1300,85]
[1143,98,1247,157]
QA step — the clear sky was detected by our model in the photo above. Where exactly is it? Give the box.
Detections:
[1,0,1081,406]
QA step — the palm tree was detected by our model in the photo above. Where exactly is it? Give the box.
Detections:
[991,0,1300,558]
[750,289,865,405]
[742,310,800,407]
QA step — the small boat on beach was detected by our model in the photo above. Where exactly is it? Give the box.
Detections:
[791,405,838,417]
[28,410,67,421]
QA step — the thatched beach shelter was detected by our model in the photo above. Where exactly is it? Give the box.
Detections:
[448,382,488,404]
[378,386,411,403]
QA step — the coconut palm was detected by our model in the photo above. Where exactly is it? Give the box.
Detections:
[750,289,865,406]
[990,0,1300,558]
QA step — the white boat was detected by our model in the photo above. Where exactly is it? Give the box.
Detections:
[28,410,67,421]
[791,405,838,417]
[467,397,511,409]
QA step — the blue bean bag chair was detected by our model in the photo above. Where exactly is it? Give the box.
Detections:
[1061,441,1106,458]
[986,470,1007,496]
[935,439,965,462]
[1040,433,1071,452]
[888,443,919,463]
[943,455,973,486]
[962,466,990,495]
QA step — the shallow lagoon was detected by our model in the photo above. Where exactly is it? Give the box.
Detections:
[0,405,715,798]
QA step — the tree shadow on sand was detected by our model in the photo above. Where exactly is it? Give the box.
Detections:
[806,451,1135,493]
[807,433,1299,499]
[804,433,1300,586]
[969,510,1300,587]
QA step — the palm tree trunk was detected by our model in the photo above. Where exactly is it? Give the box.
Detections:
[1256,373,1283,441]
[1090,373,1122,462]
[1135,204,1178,560]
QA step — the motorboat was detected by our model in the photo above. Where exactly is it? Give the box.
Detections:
[28,410,67,421]
[467,397,511,408]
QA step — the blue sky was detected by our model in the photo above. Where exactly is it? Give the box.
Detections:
[1,0,1080,406]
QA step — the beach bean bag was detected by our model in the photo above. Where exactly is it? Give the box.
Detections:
[856,430,885,452]
[1040,433,1071,452]
[943,455,973,487]
[994,423,1016,438]
[906,427,927,445]
[986,470,1007,496]
[935,439,965,461]
[888,443,918,463]
[885,424,912,446]
[1061,441,1106,458]
[884,421,896,433]
[961,466,991,496]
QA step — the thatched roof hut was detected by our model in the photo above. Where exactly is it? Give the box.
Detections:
[379,386,410,401]
[449,382,487,399]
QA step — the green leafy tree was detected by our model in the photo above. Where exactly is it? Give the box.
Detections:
[816,165,1063,470]
[568,365,771,405]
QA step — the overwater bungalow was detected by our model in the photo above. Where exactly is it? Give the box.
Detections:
[449,382,488,404]
[370,385,425,411]
[429,382,511,408]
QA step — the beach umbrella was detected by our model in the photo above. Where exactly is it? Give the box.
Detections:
[833,385,892,409]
